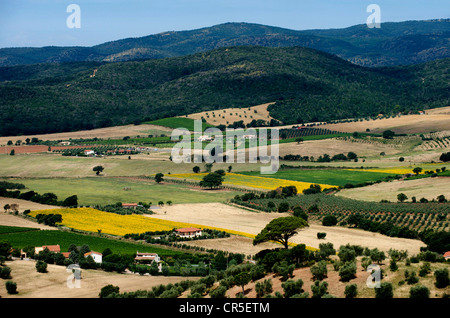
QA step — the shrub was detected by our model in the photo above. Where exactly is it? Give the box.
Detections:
[322,215,337,226]
[99,284,120,298]
[310,260,328,281]
[338,244,357,262]
[209,285,227,298]
[339,261,357,282]
[344,284,358,298]
[389,258,398,272]
[418,262,431,277]
[5,281,18,294]
[434,268,450,288]
[317,232,327,239]
[255,279,273,298]
[0,266,12,279]
[317,242,336,260]
[375,282,393,299]
[277,202,290,213]
[282,278,304,298]
[35,260,48,273]
[406,270,419,285]
[409,285,430,299]
[311,280,328,298]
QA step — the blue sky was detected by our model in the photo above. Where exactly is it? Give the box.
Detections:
[0,0,448,48]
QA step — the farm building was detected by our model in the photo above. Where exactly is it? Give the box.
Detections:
[135,252,160,264]
[122,203,138,209]
[84,251,103,263]
[197,135,213,142]
[444,251,450,260]
[34,245,61,254]
[83,149,95,156]
[175,227,202,238]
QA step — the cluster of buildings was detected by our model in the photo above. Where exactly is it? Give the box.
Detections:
[27,227,203,267]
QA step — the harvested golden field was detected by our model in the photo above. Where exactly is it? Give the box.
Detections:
[337,176,450,203]
[149,203,426,255]
[185,102,275,126]
[0,124,172,146]
[322,106,450,134]
[277,138,405,158]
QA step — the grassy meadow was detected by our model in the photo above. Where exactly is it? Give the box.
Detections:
[239,168,397,187]
[6,177,242,206]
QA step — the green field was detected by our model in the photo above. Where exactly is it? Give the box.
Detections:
[0,227,183,256]
[239,168,397,187]
[8,177,241,206]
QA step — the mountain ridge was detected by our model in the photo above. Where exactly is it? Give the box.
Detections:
[0,19,448,67]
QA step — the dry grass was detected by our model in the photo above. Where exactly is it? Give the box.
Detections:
[0,260,198,298]
[337,176,450,202]
[321,106,450,134]
[0,124,172,146]
[185,102,275,126]
[148,203,426,255]
[277,138,405,158]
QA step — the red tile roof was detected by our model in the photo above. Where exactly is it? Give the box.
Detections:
[444,251,450,258]
[85,251,102,256]
[42,245,61,253]
[175,228,202,233]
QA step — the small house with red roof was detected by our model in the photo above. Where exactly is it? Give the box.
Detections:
[84,251,103,263]
[444,251,450,260]
[174,227,202,238]
[34,244,61,254]
[134,252,160,264]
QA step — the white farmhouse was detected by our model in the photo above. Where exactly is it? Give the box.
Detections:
[84,251,103,263]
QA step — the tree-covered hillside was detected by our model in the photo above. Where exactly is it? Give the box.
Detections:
[0,46,448,136]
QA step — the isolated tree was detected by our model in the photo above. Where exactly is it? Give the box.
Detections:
[397,193,408,203]
[93,165,104,175]
[199,172,224,189]
[434,268,449,288]
[62,195,78,207]
[155,173,164,183]
[322,215,337,226]
[193,166,200,173]
[35,260,48,273]
[5,281,18,294]
[234,272,251,296]
[413,167,422,175]
[382,130,395,139]
[253,216,308,249]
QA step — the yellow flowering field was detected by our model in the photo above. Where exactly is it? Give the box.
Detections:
[28,208,318,251]
[346,166,426,175]
[28,207,257,238]
[169,172,332,192]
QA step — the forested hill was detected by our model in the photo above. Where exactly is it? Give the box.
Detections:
[0,46,448,136]
[0,19,448,67]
